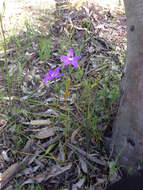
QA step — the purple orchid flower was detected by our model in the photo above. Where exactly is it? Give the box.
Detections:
[43,67,64,83]
[60,48,81,68]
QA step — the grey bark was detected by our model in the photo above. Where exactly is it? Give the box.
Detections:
[110,0,143,171]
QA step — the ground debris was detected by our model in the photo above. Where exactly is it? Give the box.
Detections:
[0,0,126,189]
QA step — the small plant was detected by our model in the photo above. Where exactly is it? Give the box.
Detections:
[109,147,125,179]
[41,48,80,143]
[39,38,52,61]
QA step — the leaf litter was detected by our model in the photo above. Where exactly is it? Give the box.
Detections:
[0,0,126,189]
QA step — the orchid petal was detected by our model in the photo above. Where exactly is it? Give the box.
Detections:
[68,49,74,57]
[63,62,70,67]
[73,56,81,61]
[53,67,60,76]
[60,56,69,61]
[48,69,53,75]
[43,67,64,83]
[43,74,52,82]
[71,61,78,68]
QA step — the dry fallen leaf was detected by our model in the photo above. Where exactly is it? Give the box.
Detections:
[0,117,7,130]
[1,163,18,180]
[34,127,63,139]
[71,126,81,143]
[1,150,10,162]
[23,119,51,125]
[72,177,86,189]
[45,163,72,180]
[35,127,55,139]
[80,157,88,174]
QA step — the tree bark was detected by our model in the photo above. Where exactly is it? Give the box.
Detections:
[110,0,143,171]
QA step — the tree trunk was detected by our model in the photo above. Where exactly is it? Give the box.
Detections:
[110,0,143,171]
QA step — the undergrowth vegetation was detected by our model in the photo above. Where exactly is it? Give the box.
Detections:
[0,0,125,189]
